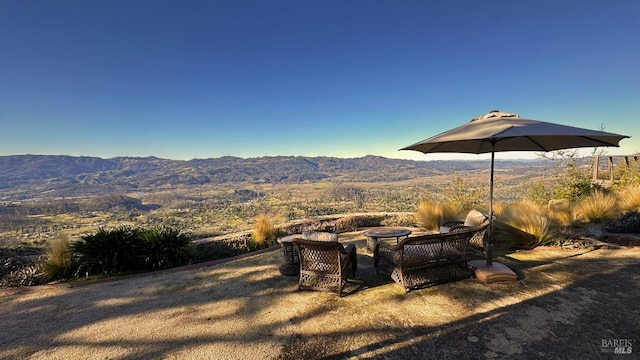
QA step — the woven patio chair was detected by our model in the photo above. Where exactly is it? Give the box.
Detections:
[442,210,489,254]
[374,222,488,292]
[291,234,357,296]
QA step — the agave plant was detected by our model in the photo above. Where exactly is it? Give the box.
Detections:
[141,225,193,270]
[71,226,146,276]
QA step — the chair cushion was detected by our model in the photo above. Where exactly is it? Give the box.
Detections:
[302,231,338,242]
[464,210,487,227]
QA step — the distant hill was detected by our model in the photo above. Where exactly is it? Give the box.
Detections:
[0,154,548,200]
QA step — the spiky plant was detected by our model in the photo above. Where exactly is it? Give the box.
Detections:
[71,226,146,276]
[141,225,193,270]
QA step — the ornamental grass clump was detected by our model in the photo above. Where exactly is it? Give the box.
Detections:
[575,190,619,223]
[547,199,582,227]
[43,234,75,280]
[496,201,555,246]
[253,215,279,247]
[416,199,457,231]
[616,183,640,213]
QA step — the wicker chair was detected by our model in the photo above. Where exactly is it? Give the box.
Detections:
[442,210,490,254]
[374,222,488,292]
[291,235,357,296]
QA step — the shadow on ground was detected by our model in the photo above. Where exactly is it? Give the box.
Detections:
[1,231,638,359]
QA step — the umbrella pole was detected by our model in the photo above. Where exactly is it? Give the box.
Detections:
[487,149,494,265]
[469,140,516,283]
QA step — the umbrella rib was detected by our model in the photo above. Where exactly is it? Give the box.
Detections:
[579,135,624,147]
[521,136,547,151]
[490,136,547,152]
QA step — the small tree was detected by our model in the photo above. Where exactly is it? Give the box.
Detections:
[444,175,485,213]
[538,150,599,202]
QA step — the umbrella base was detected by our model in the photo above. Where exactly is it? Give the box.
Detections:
[468,260,517,283]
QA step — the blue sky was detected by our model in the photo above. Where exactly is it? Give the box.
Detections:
[2,1,638,161]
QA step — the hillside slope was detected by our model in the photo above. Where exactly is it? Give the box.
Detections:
[0,154,547,200]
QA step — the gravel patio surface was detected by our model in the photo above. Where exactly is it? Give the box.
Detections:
[1,232,639,359]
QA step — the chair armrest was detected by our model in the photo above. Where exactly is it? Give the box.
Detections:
[449,225,472,233]
[442,220,464,228]
[344,243,356,253]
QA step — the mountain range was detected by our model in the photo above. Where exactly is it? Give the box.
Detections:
[0,154,546,201]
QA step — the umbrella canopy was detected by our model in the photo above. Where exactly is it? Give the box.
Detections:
[401,110,628,154]
[400,110,629,280]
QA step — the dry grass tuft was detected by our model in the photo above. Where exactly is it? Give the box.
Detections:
[43,234,73,280]
[575,190,619,223]
[253,215,278,246]
[415,199,457,231]
[547,199,582,227]
[492,202,507,217]
[496,201,555,246]
[616,183,640,213]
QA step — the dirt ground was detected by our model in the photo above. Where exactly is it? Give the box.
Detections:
[1,231,639,360]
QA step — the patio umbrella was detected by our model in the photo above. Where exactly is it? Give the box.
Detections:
[401,110,629,282]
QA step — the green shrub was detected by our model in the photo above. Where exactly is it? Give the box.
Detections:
[527,182,555,205]
[71,225,195,276]
[541,150,596,202]
[141,225,193,270]
[444,176,485,212]
[605,211,640,233]
[613,155,640,187]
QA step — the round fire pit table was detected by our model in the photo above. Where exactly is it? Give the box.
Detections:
[363,227,412,253]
